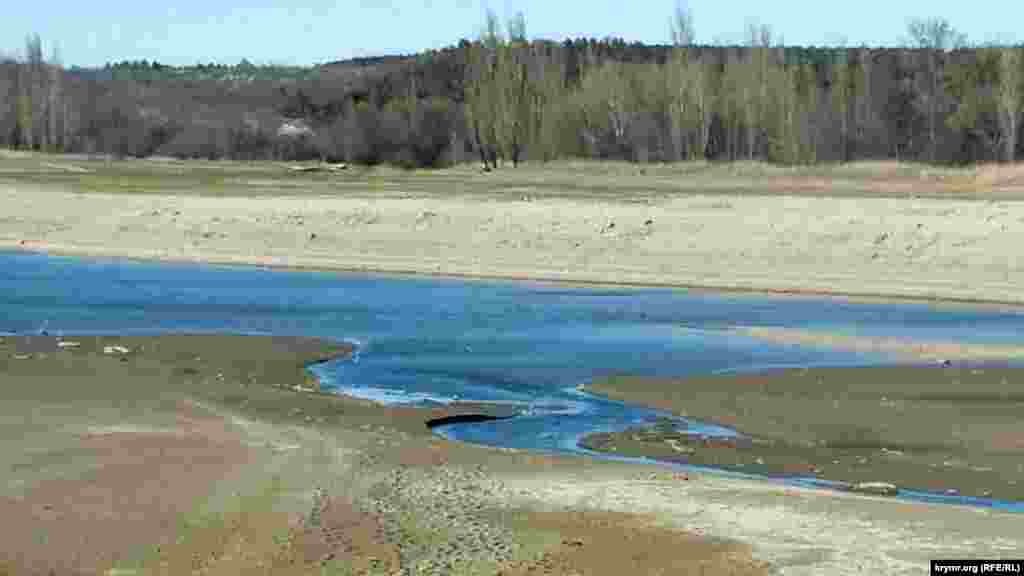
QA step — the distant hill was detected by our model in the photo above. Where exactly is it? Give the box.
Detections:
[2,39,1022,166]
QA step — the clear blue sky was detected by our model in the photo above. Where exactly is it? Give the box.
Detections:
[3,1,1021,67]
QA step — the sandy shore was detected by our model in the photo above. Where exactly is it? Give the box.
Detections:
[2,160,1024,304]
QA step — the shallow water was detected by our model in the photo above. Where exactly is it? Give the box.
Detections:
[4,249,1024,511]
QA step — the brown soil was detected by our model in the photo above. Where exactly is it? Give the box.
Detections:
[0,400,253,575]
[290,496,400,574]
[499,509,769,576]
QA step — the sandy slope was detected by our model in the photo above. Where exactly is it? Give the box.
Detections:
[2,182,1024,304]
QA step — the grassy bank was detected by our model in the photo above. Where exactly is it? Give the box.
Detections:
[584,366,1024,501]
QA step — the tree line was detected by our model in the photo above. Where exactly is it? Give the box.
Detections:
[1,12,1022,167]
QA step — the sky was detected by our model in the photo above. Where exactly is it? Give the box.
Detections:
[3,1,1022,67]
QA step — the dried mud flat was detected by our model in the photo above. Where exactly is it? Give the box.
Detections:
[0,335,772,576]
[1,334,1022,575]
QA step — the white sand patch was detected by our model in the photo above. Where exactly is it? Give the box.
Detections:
[82,425,186,437]
[739,326,1024,362]
[2,183,1024,304]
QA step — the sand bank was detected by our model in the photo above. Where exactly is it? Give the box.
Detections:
[2,166,1024,304]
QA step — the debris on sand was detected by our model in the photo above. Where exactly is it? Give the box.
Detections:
[848,481,899,497]
[286,163,348,174]
[40,162,93,174]
[13,354,31,360]
[103,345,131,355]
[416,210,438,225]
[57,341,81,349]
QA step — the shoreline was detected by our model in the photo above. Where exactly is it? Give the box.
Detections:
[0,333,773,575]
[583,367,1024,505]
[8,242,1024,311]
[3,165,1024,309]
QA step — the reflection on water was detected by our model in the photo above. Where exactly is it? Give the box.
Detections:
[3,249,1024,510]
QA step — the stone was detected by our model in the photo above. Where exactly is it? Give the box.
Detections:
[57,341,81,349]
[103,345,131,355]
[850,482,899,497]
[277,120,313,138]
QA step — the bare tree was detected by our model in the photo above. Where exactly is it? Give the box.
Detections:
[24,34,48,150]
[508,11,527,44]
[906,17,967,162]
[741,21,775,159]
[48,44,63,151]
[669,1,696,47]
[831,45,860,162]
[997,47,1022,162]
[483,9,503,50]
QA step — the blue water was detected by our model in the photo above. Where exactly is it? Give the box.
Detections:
[3,249,1024,511]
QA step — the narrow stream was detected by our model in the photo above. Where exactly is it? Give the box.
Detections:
[4,250,1024,511]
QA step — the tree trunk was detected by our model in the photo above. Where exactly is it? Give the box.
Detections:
[929,53,939,163]
[1007,113,1018,163]
[474,121,490,170]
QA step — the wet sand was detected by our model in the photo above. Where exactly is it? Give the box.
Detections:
[583,366,1024,502]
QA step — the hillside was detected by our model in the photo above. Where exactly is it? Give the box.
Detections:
[1,38,1022,167]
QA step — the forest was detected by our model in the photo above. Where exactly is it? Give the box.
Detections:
[1,10,1022,167]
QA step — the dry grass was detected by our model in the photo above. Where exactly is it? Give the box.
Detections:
[4,150,1024,202]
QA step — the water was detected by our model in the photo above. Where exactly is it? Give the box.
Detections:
[4,249,1024,511]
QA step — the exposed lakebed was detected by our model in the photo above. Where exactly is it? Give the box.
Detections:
[3,249,1024,510]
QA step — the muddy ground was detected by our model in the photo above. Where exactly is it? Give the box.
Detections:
[3,334,1024,575]
[583,366,1024,501]
[0,334,767,576]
